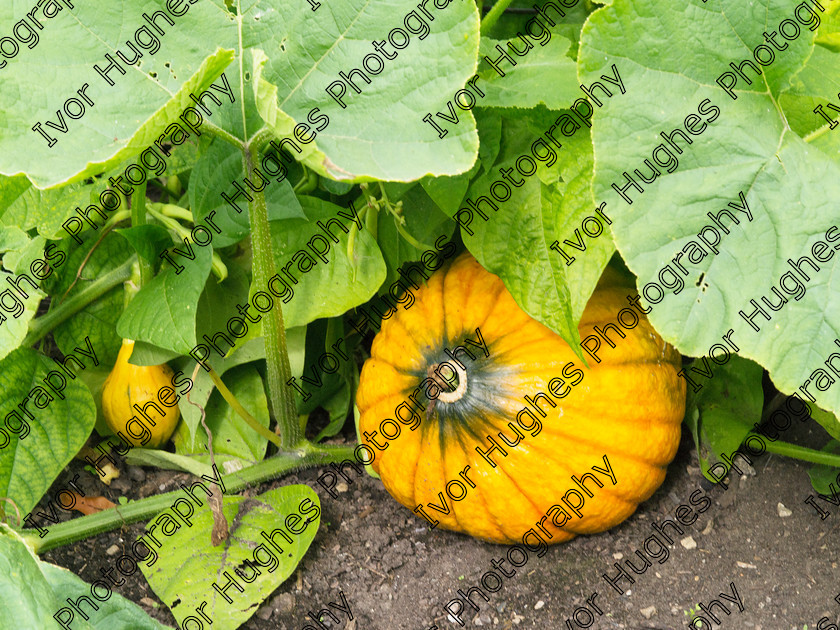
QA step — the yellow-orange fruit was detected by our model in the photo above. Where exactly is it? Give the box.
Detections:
[101,339,180,448]
[356,253,685,543]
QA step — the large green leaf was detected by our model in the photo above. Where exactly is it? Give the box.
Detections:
[246,0,481,181]
[0,526,171,630]
[477,35,578,109]
[141,485,320,629]
[376,184,456,287]
[0,348,96,518]
[580,0,840,416]
[0,0,234,187]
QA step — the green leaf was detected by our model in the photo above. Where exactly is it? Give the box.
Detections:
[420,172,473,216]
[171,334,290,452]
[4,234,47,279]
[116,225,173,266]
[0,0,234,188]
[117,245,213,354]
[0,525,171,630]
[811,406,840,442]
[127,342,183,367]
[51,233,128,368]
[580,0,840,417]
[249,0,481,182]
[477,35,578,109]
[0,272,42,362]
[178,364,270,461]
[1,180,102,239]
[461,108,613,351]
[271,197,386,328]
[376,185,455,287]
[0,226,32,257]
[0,348,96,518]
[141,485,320,629]
[190,138,305,248]
[683,356,764,481]
[808,440,840,494]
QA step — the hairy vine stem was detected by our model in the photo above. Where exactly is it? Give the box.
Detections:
[22,442,357,553]
[242,141,301,448]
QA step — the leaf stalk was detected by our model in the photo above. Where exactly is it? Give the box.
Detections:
[23,258,135,348]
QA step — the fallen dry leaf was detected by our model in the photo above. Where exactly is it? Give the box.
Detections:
[67,493,116,516]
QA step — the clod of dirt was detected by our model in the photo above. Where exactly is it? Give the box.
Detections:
[680,536,697,549]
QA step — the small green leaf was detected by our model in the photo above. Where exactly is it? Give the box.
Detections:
[808,440,840,494]
[190,138,305,249]
[179,364,270,461]
[0,226,33,259]
[117,245,213,354]
[172,335,285,452]
[0,271,41,362]
[683,356,764,481]
[141,485,320,629]
[116,225,173,266]
[376,185,455,287]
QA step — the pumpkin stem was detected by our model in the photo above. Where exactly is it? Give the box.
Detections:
[428,362,468,403]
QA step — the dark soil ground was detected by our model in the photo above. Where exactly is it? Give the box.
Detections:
[43,414,840,630]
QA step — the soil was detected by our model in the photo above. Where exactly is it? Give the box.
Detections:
[43,414,840,630]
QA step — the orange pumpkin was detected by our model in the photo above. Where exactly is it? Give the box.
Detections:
[356,253,685,543]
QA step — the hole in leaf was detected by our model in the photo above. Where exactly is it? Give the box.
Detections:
[171,598,181,608]
[244,71,251,81]
[164,61,170,68]
[695,273,705,287]
[149,71,157,78]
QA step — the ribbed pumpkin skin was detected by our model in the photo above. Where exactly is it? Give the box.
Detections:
[101,340,180,448]
[356,253,685,544]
